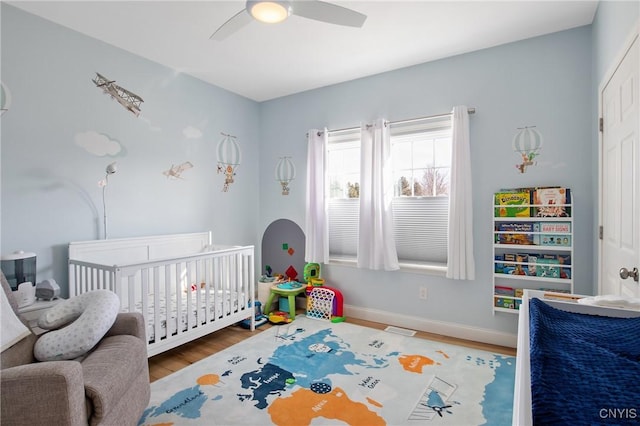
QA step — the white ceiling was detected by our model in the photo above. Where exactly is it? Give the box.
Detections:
[9,1,599,102]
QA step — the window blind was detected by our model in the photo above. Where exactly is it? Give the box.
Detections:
[392,197,448,263]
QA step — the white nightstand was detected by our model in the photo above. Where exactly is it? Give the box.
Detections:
[18,299,63,335]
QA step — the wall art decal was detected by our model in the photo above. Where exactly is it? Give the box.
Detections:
[275,156,296,195]
[92,72,144,117]
[183,126,203,139]
[216,133,241,192]
[0,81,11,116]
[513,126,542,173]
[163,161,194,179]
[75,131,122,156]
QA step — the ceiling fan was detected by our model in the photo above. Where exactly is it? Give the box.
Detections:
[210,0,367,41]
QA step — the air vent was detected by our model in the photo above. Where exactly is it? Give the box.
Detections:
[384,326,416,337]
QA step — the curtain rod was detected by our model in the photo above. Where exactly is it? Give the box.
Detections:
[324,107,476,135]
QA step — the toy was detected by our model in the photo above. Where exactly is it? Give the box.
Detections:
[239,301,268,329]
[306,286,345,323]
[276,280,304,290]
[268,311,292,325]
[303,262,321,283]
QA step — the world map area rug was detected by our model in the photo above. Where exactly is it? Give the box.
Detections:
[139,316,515,426]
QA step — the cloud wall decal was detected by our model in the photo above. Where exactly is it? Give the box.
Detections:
[75,131,122,156]
[183,126,203,139]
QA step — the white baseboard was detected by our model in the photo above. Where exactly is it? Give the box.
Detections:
[344,304,517,349]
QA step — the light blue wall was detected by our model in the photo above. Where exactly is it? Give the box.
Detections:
[590,2,639,284]
[1,5,261,296]
[593,1,639,84]
[259,26,593,335]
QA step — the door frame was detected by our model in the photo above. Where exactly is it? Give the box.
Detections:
[598,19,640,295]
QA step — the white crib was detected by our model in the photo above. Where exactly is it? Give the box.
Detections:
[68,232,255,357]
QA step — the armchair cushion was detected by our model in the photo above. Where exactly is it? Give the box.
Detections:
[1,361,87,426]
[82,334,148,421]
[34,290,120,361]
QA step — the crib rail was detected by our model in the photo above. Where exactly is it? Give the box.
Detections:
[69,245,255,357]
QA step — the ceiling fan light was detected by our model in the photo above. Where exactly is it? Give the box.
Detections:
[247,1,291,24]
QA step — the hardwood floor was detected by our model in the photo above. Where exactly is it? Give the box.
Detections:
[148,316,517,382]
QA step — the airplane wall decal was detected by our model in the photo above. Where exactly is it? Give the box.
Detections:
[92,72,144,117]
[163,161,194,179]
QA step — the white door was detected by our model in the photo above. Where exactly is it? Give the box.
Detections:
[600,35,640,298]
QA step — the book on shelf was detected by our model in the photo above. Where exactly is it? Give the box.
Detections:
[539,222,571,233]
[493,186,572,218]
[539,253,571,265]
[536,258,561,278]
[494,297,521,310]
[495,253,570,278]
[539,234,571,247]
[495,222,539,232]
[494,221,572,247]
[494,190,532,217]
[533,187,571,217]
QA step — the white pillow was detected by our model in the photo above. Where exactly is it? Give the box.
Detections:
[34,290,120,361]
[1,288,31,352]
[577,294,640,310]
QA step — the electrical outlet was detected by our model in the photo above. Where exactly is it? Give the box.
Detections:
[419,287,427,300]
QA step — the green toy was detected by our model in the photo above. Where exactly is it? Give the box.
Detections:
[303,263,320,283]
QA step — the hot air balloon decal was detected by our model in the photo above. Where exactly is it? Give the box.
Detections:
[275,156,296,195]
[1,81,11,116]
[513,126,542,173]
[216,133,241,191]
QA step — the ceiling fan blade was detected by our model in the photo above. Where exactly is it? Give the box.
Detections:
[292,0,367,28]
[210,9,253,41]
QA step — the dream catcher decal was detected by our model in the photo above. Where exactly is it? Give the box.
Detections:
[275,156,296,195]
[216,133,241,191]
[513,126,542,173]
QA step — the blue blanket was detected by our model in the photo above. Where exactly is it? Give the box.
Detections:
[529,298,640,425]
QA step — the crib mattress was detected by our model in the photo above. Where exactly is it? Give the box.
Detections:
[122,289,246,342]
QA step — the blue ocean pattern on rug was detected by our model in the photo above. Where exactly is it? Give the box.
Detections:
[482,355,516,425]
[140,316,515,425]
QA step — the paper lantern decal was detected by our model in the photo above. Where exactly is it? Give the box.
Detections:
[216,133,241,192]
[275,156,296,195]
[513,126,542,173]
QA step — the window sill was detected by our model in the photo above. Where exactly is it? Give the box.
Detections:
[327,258,447,277]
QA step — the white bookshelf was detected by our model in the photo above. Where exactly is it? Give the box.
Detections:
[492,188,574,314]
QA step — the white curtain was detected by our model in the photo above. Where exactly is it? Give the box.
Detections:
[446,106,475,279]
[304,128,329,263]
[358,119,399,271]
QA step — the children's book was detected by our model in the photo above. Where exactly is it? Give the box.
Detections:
[533,187,571,217]
[494,190,532,217]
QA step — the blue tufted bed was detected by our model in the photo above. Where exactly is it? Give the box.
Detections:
[513,290,640,425]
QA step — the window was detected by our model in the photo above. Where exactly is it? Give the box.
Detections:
[327,129,361,259]
[327,116,452,266]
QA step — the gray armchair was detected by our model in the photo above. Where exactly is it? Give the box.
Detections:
[1,272,150,425]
